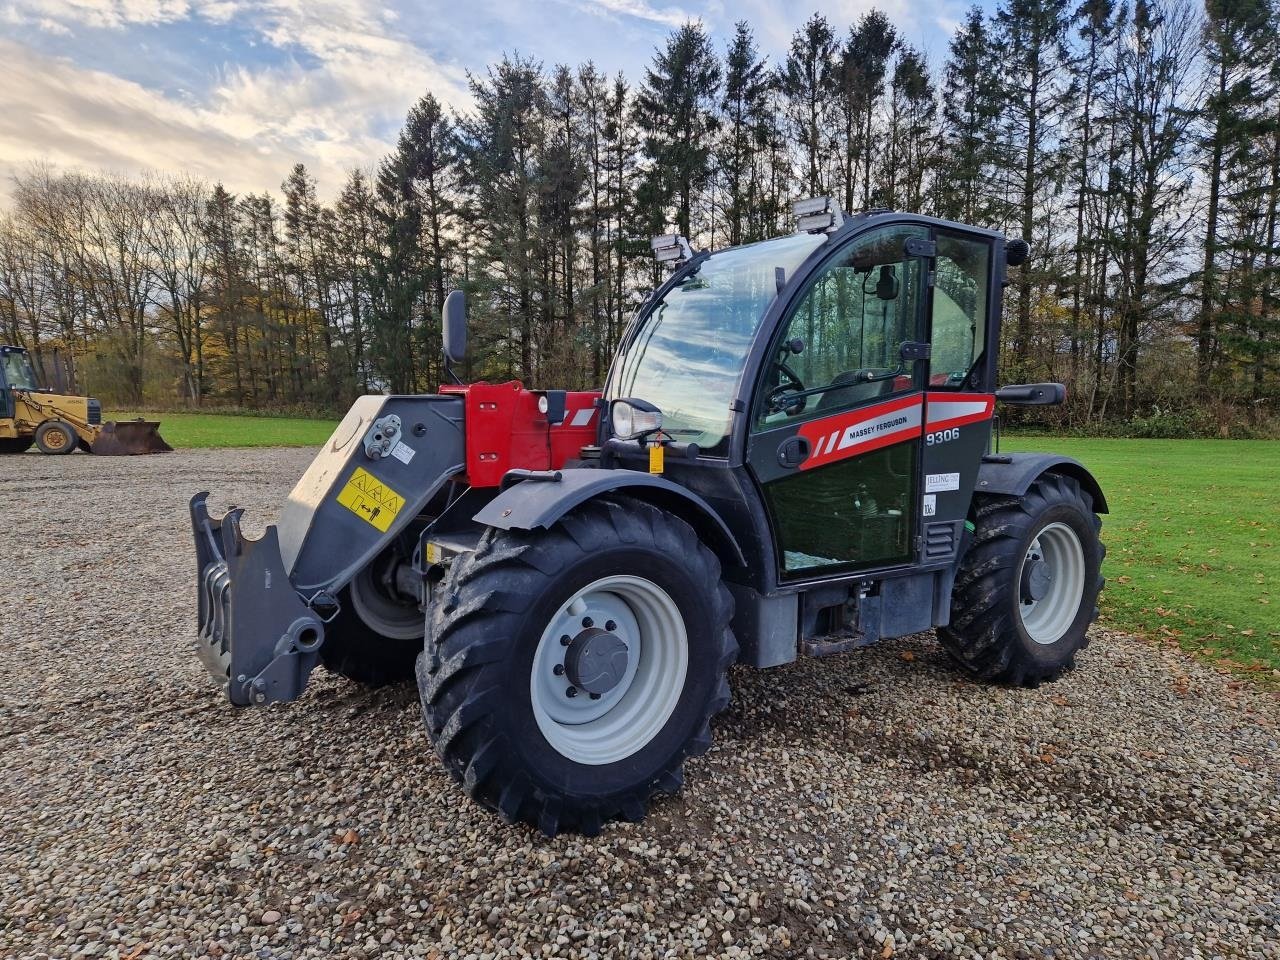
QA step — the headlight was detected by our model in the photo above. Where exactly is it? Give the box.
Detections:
[610,398,662,440]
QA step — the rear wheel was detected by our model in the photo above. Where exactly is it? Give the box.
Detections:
[0,437,34,454]
[35,420,78,455]
[939,473,1104,687]
[319,549,423,687]
[417,497,736,836]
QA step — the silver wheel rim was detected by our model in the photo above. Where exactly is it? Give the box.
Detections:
[531,575,688,766]
[1018,521,1086,645]
[349,564,421,640]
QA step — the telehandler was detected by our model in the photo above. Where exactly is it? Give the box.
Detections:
[0,344,170,455]
[191,203,1106,835]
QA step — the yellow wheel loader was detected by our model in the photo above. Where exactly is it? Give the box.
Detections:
[0,345,171,455]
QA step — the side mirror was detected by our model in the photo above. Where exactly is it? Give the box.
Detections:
[995,382,1065,405]
[1005,239,1031,267]
[875,264,898,300]
[443,289,467,365]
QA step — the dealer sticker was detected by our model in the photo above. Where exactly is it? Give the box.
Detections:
[336,467,405,533]
[922,494,937,517]
[390,440,416,465]
[925,472,960,493]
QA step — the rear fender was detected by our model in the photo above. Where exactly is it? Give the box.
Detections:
[472,468,747,569]
[976,453,1108,513]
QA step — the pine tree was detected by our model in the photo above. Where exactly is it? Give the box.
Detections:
[883,47,936,212]
[938,7,1002,223]
[634,22,722,238]
[836,11,899,210]
[780,14,837,199]
[1065,0,1119,397]
[1195,0,1277,388]
[457,54,548,379]
[719,22,771,245]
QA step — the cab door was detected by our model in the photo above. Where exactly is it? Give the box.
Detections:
[746,223,933,580]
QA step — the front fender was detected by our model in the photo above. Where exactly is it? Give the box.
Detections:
[976,453,1109,513]
[473,468,747,568]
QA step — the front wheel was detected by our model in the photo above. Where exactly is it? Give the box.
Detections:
[939,472,1104,687]
[35,420,78,455]
[417,497,736,836]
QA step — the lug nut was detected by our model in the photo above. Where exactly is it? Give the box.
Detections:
[605,620,617,632]
[589,692,602,700]
[553,664,565,676]
[566,686,578,698]
[582,617,593,628]
[560,634,571,646]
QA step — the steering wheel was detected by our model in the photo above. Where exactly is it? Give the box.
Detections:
[767,360,807,416]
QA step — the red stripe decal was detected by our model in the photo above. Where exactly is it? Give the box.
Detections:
[797,393,924,471]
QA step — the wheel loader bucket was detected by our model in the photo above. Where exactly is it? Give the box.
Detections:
[88,419,172,455]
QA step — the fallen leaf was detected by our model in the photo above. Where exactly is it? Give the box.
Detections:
[340,829,359,845]
[898,650,916,662]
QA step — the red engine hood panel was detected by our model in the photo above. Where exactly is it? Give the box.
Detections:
[440,381,602,487]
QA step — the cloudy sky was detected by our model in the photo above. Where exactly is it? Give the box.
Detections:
[0,0,982,201]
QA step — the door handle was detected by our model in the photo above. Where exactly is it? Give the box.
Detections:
[777,435,810,468]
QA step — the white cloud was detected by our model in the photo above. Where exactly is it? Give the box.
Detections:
[0,0,471,199]
[4,0,194,29]
[579,0,689,28]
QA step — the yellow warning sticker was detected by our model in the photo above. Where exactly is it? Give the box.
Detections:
[336,466,405,533]
[648,443,664,475]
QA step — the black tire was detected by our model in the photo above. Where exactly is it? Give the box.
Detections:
[939,472,1104,687]
[319,554,424,687]
[417,497,736,836]
[35,420,78,455]
[0,437,35,454]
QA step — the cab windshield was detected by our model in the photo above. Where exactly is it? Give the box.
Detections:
[1,351,38,390]
[606,232,825,457]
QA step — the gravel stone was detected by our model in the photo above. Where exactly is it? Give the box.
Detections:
[1,448,1277,959]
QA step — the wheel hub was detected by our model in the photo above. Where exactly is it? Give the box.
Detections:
[564,627,629,695]
[1021,556,1052,603]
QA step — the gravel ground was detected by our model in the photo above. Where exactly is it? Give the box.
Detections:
[1,447,1277,960]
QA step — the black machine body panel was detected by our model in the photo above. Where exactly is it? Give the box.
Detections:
[190,394,466,705]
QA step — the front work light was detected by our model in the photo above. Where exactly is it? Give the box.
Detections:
[793,196,844,234]
[611,398,663,440]
[650,234,693,266]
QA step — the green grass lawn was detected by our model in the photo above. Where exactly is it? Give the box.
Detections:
[1005,436,1279,677]
[115,411,339,448]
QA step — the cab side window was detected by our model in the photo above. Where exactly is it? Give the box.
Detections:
[755,224,927,430]
[930,233,991,388]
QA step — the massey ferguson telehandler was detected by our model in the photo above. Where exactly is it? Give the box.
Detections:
[191,202,1106,836]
